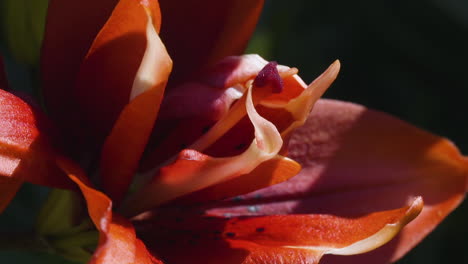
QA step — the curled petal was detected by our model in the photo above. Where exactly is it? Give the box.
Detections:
[75,0,163,141]
[138,198,422,264]
[174,156,301,205]
[123,83,285,216]
[99,0,172,203]
[141,55,296,171]
[159,0,264,83]
[56,158,162,264]
[0,89,72,189]
[207,99,467,263]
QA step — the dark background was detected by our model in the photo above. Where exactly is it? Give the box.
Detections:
[1,0,467,263]
[247,0,468,263]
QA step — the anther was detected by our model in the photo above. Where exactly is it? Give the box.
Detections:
[253,61,284,93]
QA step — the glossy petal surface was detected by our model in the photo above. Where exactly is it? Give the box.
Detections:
[159,0,264,83]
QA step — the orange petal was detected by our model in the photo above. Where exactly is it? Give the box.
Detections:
[74,0,163,142]
[99,0,172,203]
[173,156,301,205]
[56,157,162,264]
[138,198,422,264]
[208,99,467,263]
[159,0,264,83]
[122,83,285,215]
[140,54,310,171]
[0,89,72,189]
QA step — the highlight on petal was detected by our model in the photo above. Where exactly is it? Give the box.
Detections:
[74,0,163,142]
[207,99,467,263]
[173,156,301,205]
[122,82,285,216]
[159,0,264,83]
[99,0,172,203]
[136,198,422,264]
[0,88,72,189]
[140,55,297,172]
[56,157,162,264]
[261,60,341,137]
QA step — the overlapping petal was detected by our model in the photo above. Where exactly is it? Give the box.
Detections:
[158,0,264,83]
[74,0,162,141]
[203,99,467,263]
[0,89,72,192]
[57,157,162,264]
[135,197,422,264]
[123,80,290,215]
[141,55,304,172]
[97,0,172,203]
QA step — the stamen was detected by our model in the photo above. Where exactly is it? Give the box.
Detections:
[253,61,284,93]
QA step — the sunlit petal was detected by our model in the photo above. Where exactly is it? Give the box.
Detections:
[99,0,172,203]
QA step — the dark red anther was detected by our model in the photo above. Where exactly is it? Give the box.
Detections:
[252,61,283,93]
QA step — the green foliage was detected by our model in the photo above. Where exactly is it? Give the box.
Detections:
[0,0,49,66]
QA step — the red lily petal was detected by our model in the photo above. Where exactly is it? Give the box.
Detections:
[0,89,72,189]
[74,0,163,142]
[98,0,172,203]
[142,57,303,172]
[137,198,422,264]
[159,0,264,83]
[123,84,286,215]
[206,99,467,263]
[174,156,301,205]
[56,158,162,264]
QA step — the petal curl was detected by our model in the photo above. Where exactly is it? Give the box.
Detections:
[0,89,72,190]
[206,99,468,263]
[123,82,287,215]
[159,0,264,83]
[56,158,162,264]
[74,0,163,142]
[99,0,172,203]
[136,198,422,264]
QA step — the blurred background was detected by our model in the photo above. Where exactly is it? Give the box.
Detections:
[247,0,468,263]
[1,0,467,263]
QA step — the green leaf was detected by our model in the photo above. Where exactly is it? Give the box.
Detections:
[0,0,49,66]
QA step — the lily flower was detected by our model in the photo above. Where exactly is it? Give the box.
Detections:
[1,0,467,263]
